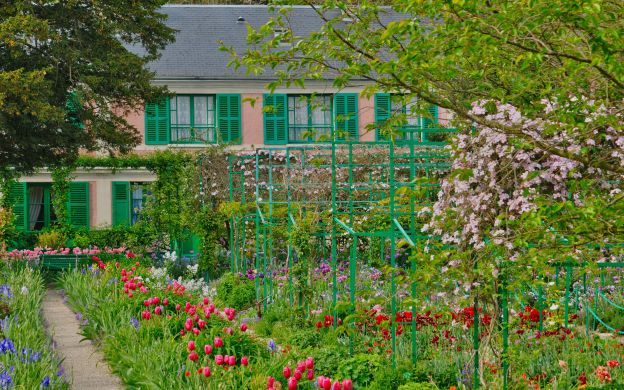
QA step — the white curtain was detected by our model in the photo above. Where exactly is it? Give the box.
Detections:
[29,187,44,230]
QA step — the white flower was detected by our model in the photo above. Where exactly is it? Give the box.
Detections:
[549,304,559,311]
[20,286,28,295]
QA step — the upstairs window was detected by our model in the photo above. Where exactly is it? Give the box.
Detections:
[170,95,216,143]
[145,94,241,145]
[288,95,332,142]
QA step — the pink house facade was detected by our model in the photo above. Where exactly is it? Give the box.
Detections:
[14,5,452,231]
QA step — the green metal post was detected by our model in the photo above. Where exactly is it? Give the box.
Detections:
[564,265,572,328]
[502,275,509,390]
[538,285,544,332]
[473,297,479,389]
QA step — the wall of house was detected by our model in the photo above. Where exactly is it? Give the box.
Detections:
[18,169,156,229]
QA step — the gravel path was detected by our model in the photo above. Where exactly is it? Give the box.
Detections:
[43,289,123,390]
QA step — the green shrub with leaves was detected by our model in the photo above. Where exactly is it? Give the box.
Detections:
[337,353,385,387]
[35,230,66,249]
[215,272,256,310]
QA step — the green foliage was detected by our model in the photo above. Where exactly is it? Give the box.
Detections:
[0,265,69,388]
[215,272,256,310]
[397,383,438,390]
[35,230,66,249]
[50,165,74,231]
[0,1,175,174]
[194,206,226,279]
[336,353,385,387]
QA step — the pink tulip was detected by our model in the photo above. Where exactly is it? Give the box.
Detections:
[141,310,151,320]
[163,298,169,306]
[175,304,181,311]
[208,303,215,313]
[192,327,200,335]
[267,376,275,387]
[203,297,210,305]
[288,377,298,390]
[204,344,213,355]
[198,320,206,329]
[154,306,162,315]
[227,355,236,366]
[203,367,211,378]
[305,357,314,369]
[184,318,193,331]
[224,327,233,335]
[332,381,341,390]
[185,302,191,312]
[296,361,305,372]
[143,300,150,307]
[294,369,302,381]
[322,378,332,390]
[153,297,160,305]
[342,379,353,390]
[240,323,248,332]
[214,336,223,348]
[283,366,292,379]
[188,351,199,362]
[318,376,325,387]
[140,286,148,294]
[241,356,249,366]
[179,330,185,336]
[187,341,196,351]
[307,369,314,380]
[215,355,224,365]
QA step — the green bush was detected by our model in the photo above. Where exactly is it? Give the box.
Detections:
[36,229,66,249]
[215,272,256,310]
[397,382,439,390]
[337,353,385,387]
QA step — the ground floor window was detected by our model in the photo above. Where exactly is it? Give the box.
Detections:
[287,95,332,142]
[28,184,56,231]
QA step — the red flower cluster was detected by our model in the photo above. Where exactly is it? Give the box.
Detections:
[315,314,342,330]
[271,358,352,390]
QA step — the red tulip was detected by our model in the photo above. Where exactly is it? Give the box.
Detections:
[342,379,353,390]
[175,304,181,311]
[307,369,314,380]
[163,298,169,306]
[127,291,133,298]
[192,327,200,335]
[332,381,341,390]
[204,344,213,355]
[203,297,210,305]
[228,355,236,366]
[208,303,216,313]
[180,330,185,336]
[184,318,193,331]
[317,376,325,387]
[240,323,248,332]
[305,357,314,369]
[188,341,196,351]
[214,336,223,348]
[143,300,150,307]
[267,376,275,387]
[283,366,292,379]
[141,310,151,320]
[188,351,199,362]
[185,302,191,311]
[115,261,120,268]
[154,306,162,315]
[296,361,305,372]
[322,378,332,390]
[294,369,302,381]
[241,356,249,366]
[288,377,298,390]
[215,355,224,365]
[203,367,211,378]
[153,297,160,305]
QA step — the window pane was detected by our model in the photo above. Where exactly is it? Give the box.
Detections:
[194,96,208,126]
[28,186,44,231]
[288,96,308,141]
[405,97,419,126]
[131,186,143,225]
[207,96,214,127]
[176,96,191,125]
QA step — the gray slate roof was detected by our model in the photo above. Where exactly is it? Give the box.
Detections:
[145,5,403,80]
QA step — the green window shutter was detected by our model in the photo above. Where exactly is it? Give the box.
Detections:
[334,93,359,141]
[111,182,130,227]
[66,92,85,129]
[6,182,27,231]
[216,94,242,144]
[144,98,170,145]
[263,94,287,144]
[374,93,391,141]
[422,104,439,129]
[67,182,90,229]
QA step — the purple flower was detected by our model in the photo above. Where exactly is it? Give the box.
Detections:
[41,375,50,388]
